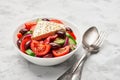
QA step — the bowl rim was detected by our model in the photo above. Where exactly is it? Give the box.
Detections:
[13,17,81,60]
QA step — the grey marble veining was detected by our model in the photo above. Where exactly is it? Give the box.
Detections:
[0,0,120,80]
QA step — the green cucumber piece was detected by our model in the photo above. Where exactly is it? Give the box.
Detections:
[70,44,76,50]
[66,32,73,39]
[54,38,65,45]
[69,38,76,45]
[25,49,35,56]
[26,30,33,34]
[66,32,77,45]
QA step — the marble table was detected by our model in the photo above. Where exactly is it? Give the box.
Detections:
[0,0,120,80]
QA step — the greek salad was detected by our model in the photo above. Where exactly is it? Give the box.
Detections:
[17,18,77,58]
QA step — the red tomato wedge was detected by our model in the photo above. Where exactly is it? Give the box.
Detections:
[20,38,31,53]
[25,21,37,30]
[67,31,76,40]
[52,46,70,57]
[20,35,31,52]
[44,34,58,44]
[17,33,22,39]
[30,25,36,31]
[50,19,63,24]
[31,40,51,57]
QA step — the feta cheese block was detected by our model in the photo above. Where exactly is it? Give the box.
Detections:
[32,21,65,40]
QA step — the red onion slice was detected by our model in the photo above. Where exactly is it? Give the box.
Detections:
[63,37,69,47]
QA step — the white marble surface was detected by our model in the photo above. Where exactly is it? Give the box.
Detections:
[0,0,120,80]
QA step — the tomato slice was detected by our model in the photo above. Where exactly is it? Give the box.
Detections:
[25,21,37,30]
[67,31,76,40]
[20,38,31,53]
[31,40,51,57]
[50,19,63,24]
[17,33,22,39]
[30,25,36,31]
[20,35,31,52]
[44,34,58,44]
[52,46,70,57]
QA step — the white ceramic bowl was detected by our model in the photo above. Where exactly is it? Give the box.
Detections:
[13,18,81,66]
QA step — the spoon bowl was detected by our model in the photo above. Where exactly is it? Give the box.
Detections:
[82,27,99,49]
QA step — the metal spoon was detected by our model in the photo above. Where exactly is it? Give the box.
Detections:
[57,27,100,80]
[72,27,106,80]
[71,27,100,80]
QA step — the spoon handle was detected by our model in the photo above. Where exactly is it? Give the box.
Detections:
[57,51,89,80]
[72,51,87,73]
[71,59,86,80]
[71,52,88,80]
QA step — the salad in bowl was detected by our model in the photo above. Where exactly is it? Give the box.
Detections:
[13,18,80,66]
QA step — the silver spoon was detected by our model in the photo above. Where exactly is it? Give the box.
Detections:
[71,27,99,80]
[57,27,105,80]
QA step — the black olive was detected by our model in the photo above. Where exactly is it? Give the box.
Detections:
[50,43,61,49]
[42,18,50,21]
[19,28,28,35]
[66,27,73,32]
[17,39,21,48]
[56,30,66,38]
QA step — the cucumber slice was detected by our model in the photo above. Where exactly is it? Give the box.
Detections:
[54,38,65,45]
[66,32,73,39]
[25,49,35,56]
[69,38,76,45]
[66,32,77,45]
[70,44,76,50]
[26,30,33,34]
